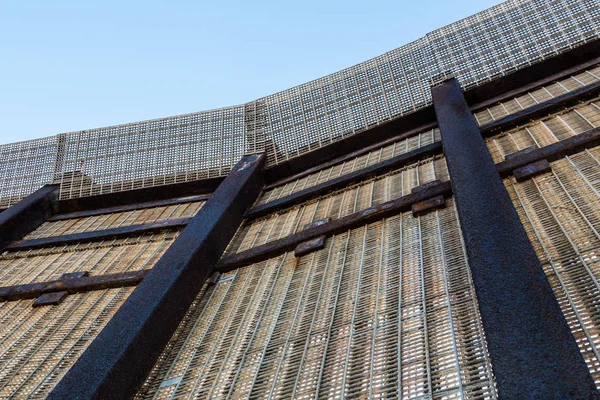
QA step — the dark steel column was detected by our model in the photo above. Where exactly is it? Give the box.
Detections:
[48,154,265,400]
[432,78,599,398]
[0,184,58,250]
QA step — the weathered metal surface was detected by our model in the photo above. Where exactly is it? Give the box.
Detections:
[247,142,443,219]
[48,153,265,400]
[504,146,537,161]
[304,217,332,230]
[5,217,189,251]
[218,180,453,272]
[33,291,69,307]
[0,184,58,250]
[497,126,600,178]
[0,270,150,302]
[433,77,598,398]
[60,271,89,280]
[513,159,551,182]
[294,235,326,257]
[411,179,442,195]
[50,194,210,221]
[411,195,445,217]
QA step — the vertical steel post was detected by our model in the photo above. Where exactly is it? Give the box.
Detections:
[0,184,58,250]
[432,78,598,398]
[48,154,265,400]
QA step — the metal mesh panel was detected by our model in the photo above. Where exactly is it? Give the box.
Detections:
[0,197,186,396]
[505,147,600,386]
[486,94,600,162]
[0,288,134,399]
[0,137,58,208]
[0,232,177,286]
[1,0,598,206]
[256,37,438,167]
[24,201,205,240]
[54,106,253,201]
[474,64,600,126]
[256,128,441,206]
[228,157,448,254]
[136,199,496,400]
[427,0,600,88]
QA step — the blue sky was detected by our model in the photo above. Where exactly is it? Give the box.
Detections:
[0,0,502,145]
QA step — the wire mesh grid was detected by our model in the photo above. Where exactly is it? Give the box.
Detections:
[24,201,205,240]
[255,37,438,167]
[486,93,600,162]
[135,198,497,400]
[0,200,189,396]
[0,231,178,287]
[0,288,135,399]
[0,0,598,206]
[228,157,448,255]
[0,137,58,208]
[427,0,600,89]
[474,64,600,126]
[505,146,600,386]
[256,128,441,206]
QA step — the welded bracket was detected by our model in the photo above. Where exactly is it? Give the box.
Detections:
[294,218,331,257]
[410,180,446,216]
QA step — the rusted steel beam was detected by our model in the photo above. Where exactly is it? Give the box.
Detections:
[496,126,600,178]
[5,217,189,251]
[411,195,445,217]
[0,270,149,302]
[48,154,265,400]
[480,79,600,138]
[0,184,59,251]
[433,77,598,398]
[247,142,443,220]
[219,181,452,273]
[50,194,210,221]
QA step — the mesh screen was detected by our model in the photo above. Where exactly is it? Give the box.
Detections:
[474,64,600,126]
[0,0,598,206]
[24,201,205,240]
[256,128,441,206]
[486,94,600,162]
[506,147,600,386]
[0,232,177,286]
[229,157,448,254]
[0,288,134,399]
[136,199,497,400]
[0,197,198,396]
